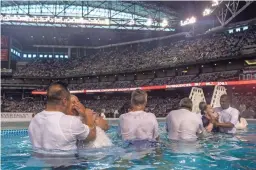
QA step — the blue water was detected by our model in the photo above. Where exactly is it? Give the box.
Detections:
[1,123,256,170]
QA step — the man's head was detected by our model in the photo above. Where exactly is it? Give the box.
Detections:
[220,94,230,110]
[46,81,70,114]
[131,89,148,110]
[179,98,193,111]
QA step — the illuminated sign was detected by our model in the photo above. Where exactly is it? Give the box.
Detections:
[180,17,196,26]
[32,80,256,95]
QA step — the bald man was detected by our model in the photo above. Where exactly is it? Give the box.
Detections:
[69,95,112,148]
[213,94,240,134]
[28,82,96,151]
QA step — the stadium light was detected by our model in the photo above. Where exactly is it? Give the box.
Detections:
[146,18,152,26]
[161,18,168,27]
[180,16,196,26]
[212,0,219,7]
[203,8,212,16]
[128,19,135,25]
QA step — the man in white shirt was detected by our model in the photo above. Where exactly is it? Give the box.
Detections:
[213,94,239,134]
[28,82,96,151]
[119,89,159,141]
[166,98,204,141]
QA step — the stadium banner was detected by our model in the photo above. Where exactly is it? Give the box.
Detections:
[1,112,33,122]
[31,80,256,95]
[31,90,85,95]
[1,35,8,48]
[1,49,9,61]
[86,87,140,93]
[141,85,167,90]
[1,68,12,73]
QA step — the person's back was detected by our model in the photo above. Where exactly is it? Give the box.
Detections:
[28,82,96,152]
[166,98,203,141]
[119,110,158,141]
[119,89,159,141]
[29,110,89,151]
[166,109,202,141]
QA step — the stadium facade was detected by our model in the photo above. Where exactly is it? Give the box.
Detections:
[1,1,256,117]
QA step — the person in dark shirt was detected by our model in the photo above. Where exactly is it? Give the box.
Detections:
[200,104,219,133]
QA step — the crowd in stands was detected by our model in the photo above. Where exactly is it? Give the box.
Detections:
[13,26,256,78]
[2,91,255,118]
[68,71,238,90]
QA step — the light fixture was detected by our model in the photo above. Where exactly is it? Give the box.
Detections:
[146,18,153,26]
[203,8,212,16]
[128,19,135,25]
[212,0,219,7]
[161,18,168,27]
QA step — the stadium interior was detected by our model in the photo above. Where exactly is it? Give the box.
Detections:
[1,0,256,119]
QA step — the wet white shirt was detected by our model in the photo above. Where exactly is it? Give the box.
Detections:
[28,110,90,151]
[77,127,112,148]
[235,118,248,130]
[214,107,239,134]
[166,109,204,141]
[119,111,159,141]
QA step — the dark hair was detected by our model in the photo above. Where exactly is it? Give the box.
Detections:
[220,94,230,101]
[46,81,70,105]
[199,102,207,112]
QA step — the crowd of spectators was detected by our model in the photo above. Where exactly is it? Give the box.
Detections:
[68,71,238,90]
[2,91,255,118]
[0,95,182,117]
[13,26,256,78]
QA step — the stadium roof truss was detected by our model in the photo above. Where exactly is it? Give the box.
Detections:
[213,0,253,27]
[0,1,178,31]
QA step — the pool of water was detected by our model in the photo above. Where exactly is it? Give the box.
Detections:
[1,123,256,170]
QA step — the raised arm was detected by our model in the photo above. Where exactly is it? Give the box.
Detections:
[74,102,96,141]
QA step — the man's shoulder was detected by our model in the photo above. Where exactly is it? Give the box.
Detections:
[146,112,158,119]
[230,107,240,114]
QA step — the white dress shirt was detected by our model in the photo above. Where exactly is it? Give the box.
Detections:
[28,110,90,151]
[214,107,240,134]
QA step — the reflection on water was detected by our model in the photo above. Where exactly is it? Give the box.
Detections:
[1,124,256,170]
